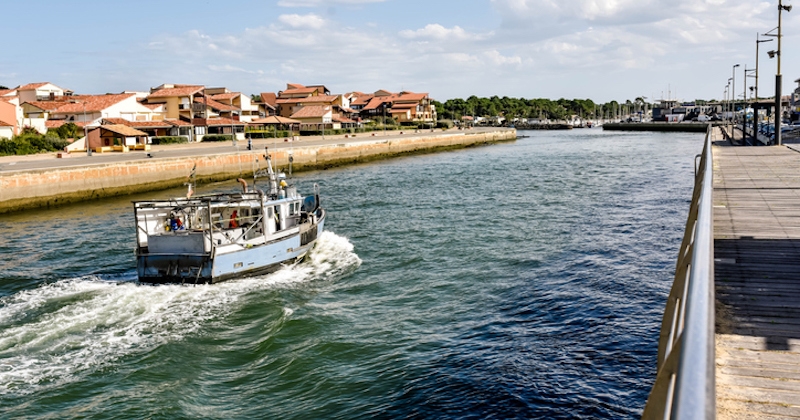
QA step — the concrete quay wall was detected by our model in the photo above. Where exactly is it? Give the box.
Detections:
[0,129,516,214]
[603,122,715,132]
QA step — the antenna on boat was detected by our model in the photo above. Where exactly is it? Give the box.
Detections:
[253,146,279,197]
[185,163,197,198]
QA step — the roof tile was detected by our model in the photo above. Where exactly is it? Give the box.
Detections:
[290,105,331,119]
[51,93,136,113]
[205,117,245,126]
[148,85,204,98]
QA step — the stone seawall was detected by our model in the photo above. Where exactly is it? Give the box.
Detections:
[602,122,714,132]
[0,129,516,214]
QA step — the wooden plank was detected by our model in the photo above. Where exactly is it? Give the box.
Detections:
[713,139,800,418]
[717,400,800,419]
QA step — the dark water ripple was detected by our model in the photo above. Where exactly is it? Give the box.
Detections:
[0,129,701,418]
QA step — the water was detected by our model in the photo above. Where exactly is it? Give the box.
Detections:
[0,128,702,419]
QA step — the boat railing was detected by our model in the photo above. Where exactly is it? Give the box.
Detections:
[642,125,715,419]
[230,213,266,243]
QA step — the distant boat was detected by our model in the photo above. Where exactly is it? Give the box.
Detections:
[133,153,325,284]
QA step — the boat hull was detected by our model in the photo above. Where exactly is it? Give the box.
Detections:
[137,211,325,284]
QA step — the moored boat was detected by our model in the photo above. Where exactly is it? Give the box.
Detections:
[133,150,325,284]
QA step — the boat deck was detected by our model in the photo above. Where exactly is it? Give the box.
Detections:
[713,140,800,418]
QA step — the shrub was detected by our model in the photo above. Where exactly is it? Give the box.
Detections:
[47,122,82,140]
[247,130,292,139]
[436,120,454,129]
[0,133,69,156]
[202,134,233,142]
[151,136,189,145]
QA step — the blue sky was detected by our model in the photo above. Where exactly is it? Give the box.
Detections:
[2,0,799,103]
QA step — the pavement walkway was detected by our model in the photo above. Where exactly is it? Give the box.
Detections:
[1,127,507,173]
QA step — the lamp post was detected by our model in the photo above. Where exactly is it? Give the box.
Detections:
[83,102,90,156]
[746,67,758,143]
[724,85,729,121]
[743,65,749,143]
[776,0,791,145]
[72,100,91,156]
[732,64,740,140]
[727,78,733,122]
[755,35,774,100]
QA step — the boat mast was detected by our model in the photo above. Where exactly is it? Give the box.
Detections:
[265,148,278,197]
[185,163,196,198]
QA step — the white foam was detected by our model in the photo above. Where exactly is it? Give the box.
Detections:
[0,231,360,395]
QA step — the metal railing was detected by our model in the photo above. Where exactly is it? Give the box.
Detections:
[642,125,715,419]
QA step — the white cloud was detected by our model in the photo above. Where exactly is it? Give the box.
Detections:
[399,24,489,41]
[207,64,260,74]
[483,50,522,66]
[278,14,327,30]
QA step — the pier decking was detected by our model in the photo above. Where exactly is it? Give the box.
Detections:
[713,139,800,418]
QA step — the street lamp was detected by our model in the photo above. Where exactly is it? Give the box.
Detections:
[776,0,791,145]
[742,65,749,142]
[732,64,740,141]
[746,67,758,143]
[724,85,729,119]
[755,35,774,100]
[727,78,733,122]
[72,100,91,156]
[84,102,90,156]
[764,1,792,145]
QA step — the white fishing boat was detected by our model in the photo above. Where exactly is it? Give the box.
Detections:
[133,150,325,284]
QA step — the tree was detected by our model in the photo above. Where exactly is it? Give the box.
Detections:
[48,122,81,139]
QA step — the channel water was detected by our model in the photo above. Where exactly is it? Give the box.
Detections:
[0,128,702,418]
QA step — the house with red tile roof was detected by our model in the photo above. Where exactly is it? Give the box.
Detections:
[0,88,17,100]
[260,92,278,108]
[276,94,343,118]
[102,117,192,139]
[45,93,158,127]
[16,82,70,103]
[0,101,16,138]
[274,83,333,117]
[17,93,157,135]
[21,100,66,120]
[90,124,149,152]
[279,83,329,98]
[145,84,204,121]
[254,92,278,119]
[350,90,436,124]
[206,87,260,122]
[205,117,246,139]
[290,105,333,130]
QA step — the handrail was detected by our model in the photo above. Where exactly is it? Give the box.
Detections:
[642,125,715,419]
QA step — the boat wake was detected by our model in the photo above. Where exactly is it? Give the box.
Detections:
[0,231,360,396]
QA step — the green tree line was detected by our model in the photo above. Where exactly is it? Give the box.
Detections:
[432,96,664,121]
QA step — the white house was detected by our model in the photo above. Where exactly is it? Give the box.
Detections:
[16,82,69,103]
[47,93,159,126]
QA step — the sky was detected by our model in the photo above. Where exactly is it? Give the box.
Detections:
[2,0,799,104]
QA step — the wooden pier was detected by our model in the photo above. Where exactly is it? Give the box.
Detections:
[713,138,800,418]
